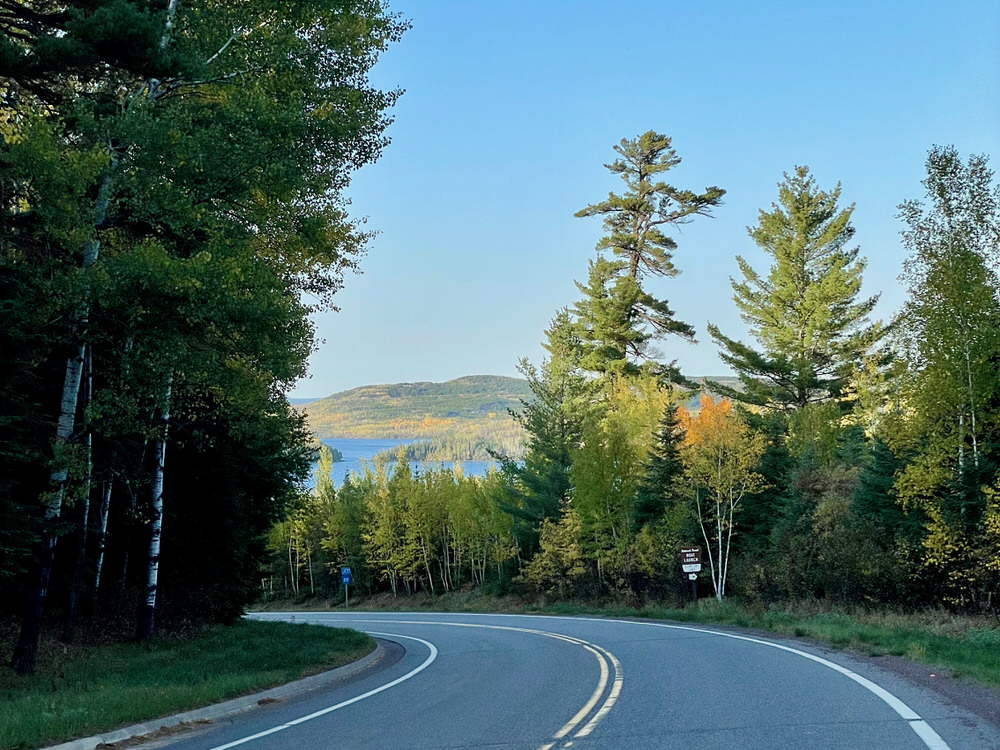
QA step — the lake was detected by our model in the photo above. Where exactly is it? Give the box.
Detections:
[310,437,496,487]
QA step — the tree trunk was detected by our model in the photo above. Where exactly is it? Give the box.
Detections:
[307,549,314,596]
[695,488,718,601]
[421,539,435,595]
[92,473,114,601]
[63,344,94,642]
[11,341,87,673]
[10,158,117,673]
[715,500,724,603]
[139,377,171,641]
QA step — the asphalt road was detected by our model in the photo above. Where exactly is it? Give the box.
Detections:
[157,612,1000,750]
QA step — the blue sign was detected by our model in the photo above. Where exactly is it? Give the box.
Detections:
[341,566,352,585]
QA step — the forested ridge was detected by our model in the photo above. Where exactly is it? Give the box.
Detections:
[302,374,531,458]
[300,374,742,462]
[270,136,1000,621]
[0,0,406,675]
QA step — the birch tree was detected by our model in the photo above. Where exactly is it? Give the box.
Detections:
[680,396,765,601]
[569,376,672,589]
[892,147,1000,606]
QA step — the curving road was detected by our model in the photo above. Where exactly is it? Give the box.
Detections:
[160,612,1000,750]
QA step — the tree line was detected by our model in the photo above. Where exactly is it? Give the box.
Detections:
[0,0,406,675]
[270,134,1000,617]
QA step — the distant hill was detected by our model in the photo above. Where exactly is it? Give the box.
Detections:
[300,373,741,460]
[687,376,743,409]
[301,375,532,448]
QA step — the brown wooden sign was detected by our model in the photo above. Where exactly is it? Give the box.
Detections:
[680,547,701,564]
[680,546,702,573]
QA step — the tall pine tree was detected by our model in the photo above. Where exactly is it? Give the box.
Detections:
[574,131,724,380]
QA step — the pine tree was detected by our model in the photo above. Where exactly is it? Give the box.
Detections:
[574,131,724,380]
[576,131,725,283]
[708,167,881,410]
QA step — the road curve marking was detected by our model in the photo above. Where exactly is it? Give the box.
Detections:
[576,643,623,738]
[473,613,951,750]
[256,611,952,749]
[205,632,438,750]
[547,636,608,742]
[313,616,623,749]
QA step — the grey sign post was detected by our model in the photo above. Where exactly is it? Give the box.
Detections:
[680,547,702,602]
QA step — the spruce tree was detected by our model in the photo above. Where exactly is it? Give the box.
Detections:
[708,167,881,410]
[504,310,591,551]
[635,404,685,526]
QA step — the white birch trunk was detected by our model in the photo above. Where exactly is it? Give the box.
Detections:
[12,170,113,674]
[139,376,171,641]
[92,475,114,597]
[63,345,94,642]
[715,500,724,603]
[695,488,719,601]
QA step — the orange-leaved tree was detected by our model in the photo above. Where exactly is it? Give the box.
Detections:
[680,396,765,601]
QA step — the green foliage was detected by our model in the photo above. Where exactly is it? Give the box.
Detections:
[520,512,591,599]
[0,0,407,662]
[0,620,372,750]
[501,311,592,552]
[573,131,723,379]
[268,452,519,600]
[891,147,1000,610]
[570,376,672,590]
[709,166,881,410]
[635,404,686,526]
[576,130,725,283]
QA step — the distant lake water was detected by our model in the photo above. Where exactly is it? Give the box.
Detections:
[309,438,496,487]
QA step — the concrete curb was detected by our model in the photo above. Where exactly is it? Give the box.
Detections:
[42,642,387,750]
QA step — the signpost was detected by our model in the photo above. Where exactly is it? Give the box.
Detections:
[341,566,352,609]
[679,547,701,601]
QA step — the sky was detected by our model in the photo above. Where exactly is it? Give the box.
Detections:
[290,0,1000,399]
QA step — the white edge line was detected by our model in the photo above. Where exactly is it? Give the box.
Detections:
[207,632,438,750]
[268,612,952,750]
[504,614,951,750]
[282,616,622,747]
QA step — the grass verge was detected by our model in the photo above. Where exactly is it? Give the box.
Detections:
[267,590,1000,690]
[533,599,1000,689]
[0,619,373,750]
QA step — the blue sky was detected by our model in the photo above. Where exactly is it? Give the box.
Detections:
[291,0,1000,398]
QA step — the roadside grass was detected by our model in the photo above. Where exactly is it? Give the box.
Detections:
[271,590,1000,690]
[0,619,373,750]
[537,599,1000,689]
